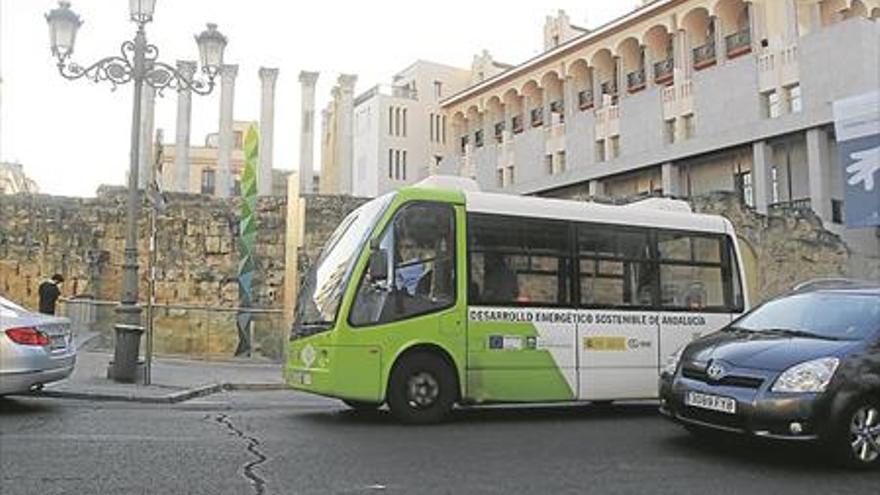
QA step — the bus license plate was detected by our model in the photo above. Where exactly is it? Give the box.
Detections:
[686,391,736,414]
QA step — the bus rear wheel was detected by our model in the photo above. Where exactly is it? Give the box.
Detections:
[387,352,456,424]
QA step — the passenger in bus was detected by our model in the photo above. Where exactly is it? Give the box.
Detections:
[482,253,519,303]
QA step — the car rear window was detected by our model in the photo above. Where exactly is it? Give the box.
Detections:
[735,292,880,340]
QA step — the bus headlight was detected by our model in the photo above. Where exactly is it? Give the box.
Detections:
[771,357,839,393]
[663,347,685,376]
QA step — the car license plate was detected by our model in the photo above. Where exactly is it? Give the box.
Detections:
[685,391,736,414]
[50,335,67,351]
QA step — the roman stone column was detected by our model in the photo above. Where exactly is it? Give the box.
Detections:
[298,71,319,194]
[216,64,238,198]
[319,107,332,194]
[336,74,357,195]
[138,85,156,190]
[174,60,197,193]
[258,67,279,197]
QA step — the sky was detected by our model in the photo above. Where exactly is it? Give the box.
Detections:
[0,0,635,197]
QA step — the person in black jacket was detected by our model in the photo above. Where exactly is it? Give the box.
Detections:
[38,274,64,315]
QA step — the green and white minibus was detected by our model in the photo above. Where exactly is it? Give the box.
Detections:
[285,177,748,423]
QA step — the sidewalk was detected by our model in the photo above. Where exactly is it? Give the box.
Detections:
[38,348,288,404]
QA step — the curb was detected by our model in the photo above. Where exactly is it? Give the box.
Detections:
[223,383,289,392]
[31,382,287,404]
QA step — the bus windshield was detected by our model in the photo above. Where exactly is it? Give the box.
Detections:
[293,193,394,336]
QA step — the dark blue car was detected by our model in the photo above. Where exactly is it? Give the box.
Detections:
[660,280,880,469]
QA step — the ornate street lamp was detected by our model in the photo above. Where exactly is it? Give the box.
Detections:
[45,1,227,383]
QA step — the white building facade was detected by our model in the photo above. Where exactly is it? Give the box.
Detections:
[440,0,880,272]
[351,61,474,197]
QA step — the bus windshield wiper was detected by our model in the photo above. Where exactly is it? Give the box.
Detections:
[757,327,841,341]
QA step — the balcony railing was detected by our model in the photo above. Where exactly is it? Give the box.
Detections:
[530,107,544,127]
[627,68,646,92]
[549,100,565,124]
[511,115,524,134]
[474,129,484,148]
[600,80,618,97]
[353,84,418,106]
[578,89,594,110]
[60,298,286,361]
[693,41,717,69]
[654,58,674,84]
[494,121,505,142]
[725,29,752,57]
[769,198,812,211]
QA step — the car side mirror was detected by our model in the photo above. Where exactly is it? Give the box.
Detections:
[369,248,389,283]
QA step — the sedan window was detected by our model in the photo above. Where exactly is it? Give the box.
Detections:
[734,293,880,340]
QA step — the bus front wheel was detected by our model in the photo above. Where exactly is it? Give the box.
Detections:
[387,352,456,424]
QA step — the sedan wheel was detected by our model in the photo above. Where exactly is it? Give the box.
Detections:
[835,398,880,469]
[849,405,880,465]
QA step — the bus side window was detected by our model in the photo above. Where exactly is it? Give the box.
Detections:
[577,225,654,308]
[468,214,570,306]
[350,202,456,327]
[657,232,728,311]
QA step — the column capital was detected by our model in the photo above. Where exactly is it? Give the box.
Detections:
[175,60,197,78]
[298,70,319,86]
[219,64,239,83]
[337,73,357,91]
[259,67,279,85]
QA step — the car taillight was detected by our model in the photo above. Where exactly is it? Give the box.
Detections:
[5,327,51,346]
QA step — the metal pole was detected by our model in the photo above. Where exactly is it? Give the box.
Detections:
[145,202,157,385]
[111,24,147,383]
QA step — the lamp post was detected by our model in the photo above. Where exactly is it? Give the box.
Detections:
[45,1,228,383]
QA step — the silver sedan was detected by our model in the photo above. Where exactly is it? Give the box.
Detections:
[0,295,76,395]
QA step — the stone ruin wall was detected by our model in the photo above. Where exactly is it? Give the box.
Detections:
[0,188,869,358]
[0,188,363,360]
[689,191,864,301]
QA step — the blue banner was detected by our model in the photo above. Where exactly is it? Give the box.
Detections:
[833,91,880,228]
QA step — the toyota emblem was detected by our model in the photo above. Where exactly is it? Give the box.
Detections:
[707,362,726,381]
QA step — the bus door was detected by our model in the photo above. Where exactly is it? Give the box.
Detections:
[465,215,578,403]
[347,201,465,401]
[655,232,742,365]
[575,225,660,400]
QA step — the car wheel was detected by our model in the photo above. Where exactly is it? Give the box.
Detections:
[342,399,380,412]
[387,352,456,425]
[833,397,880,469]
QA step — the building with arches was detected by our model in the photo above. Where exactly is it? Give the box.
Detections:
[439,0,880,269]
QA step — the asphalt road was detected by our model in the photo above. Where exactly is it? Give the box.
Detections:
[1,391,878,495]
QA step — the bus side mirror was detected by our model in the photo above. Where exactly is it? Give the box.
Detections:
[369,248,389,283]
